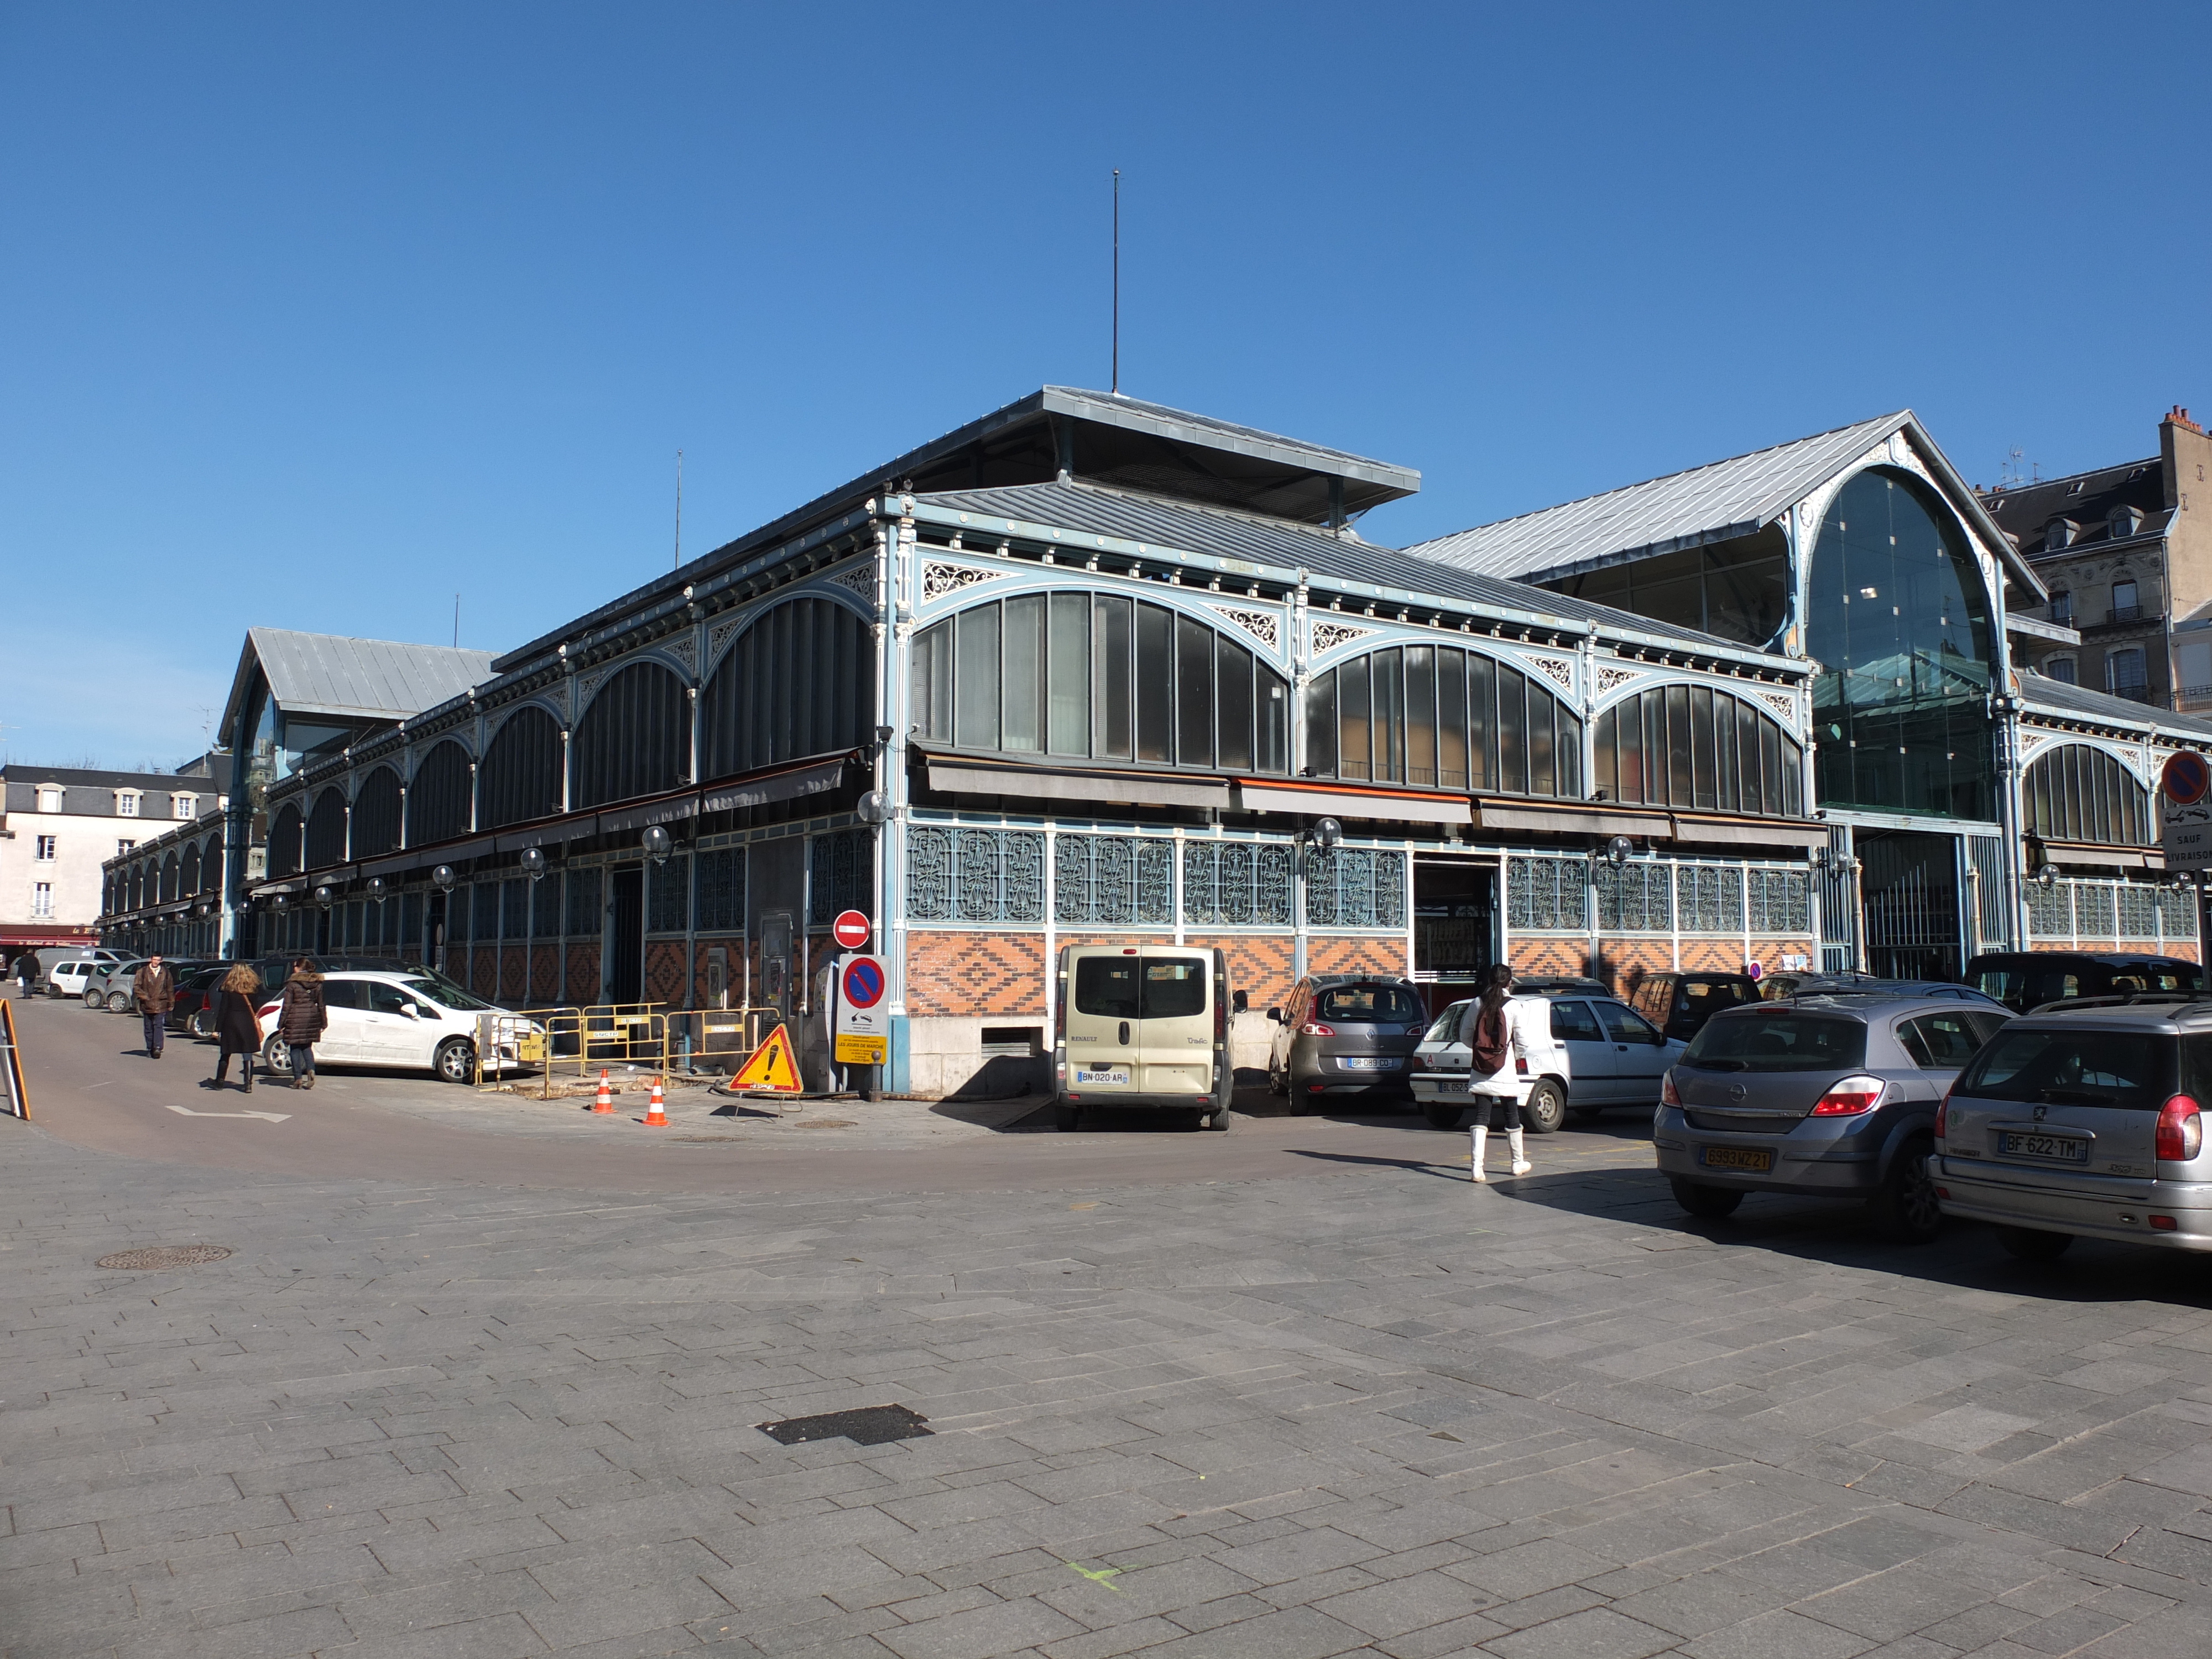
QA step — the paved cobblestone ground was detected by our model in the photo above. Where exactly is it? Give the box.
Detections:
[9,1015,2212,1655]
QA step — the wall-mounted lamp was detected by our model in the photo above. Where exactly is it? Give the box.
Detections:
[432,865,457,894]
[1300,817,1343,851]
[854,790,890,826]
[272,893,289,912]
[641,824,673,867]
[1592,835,1635,870]
[1812,847,1862,878]
[366,876,388,901]
[312,884,335,909]
[519,846,546,884]
[2033,864,2059,890]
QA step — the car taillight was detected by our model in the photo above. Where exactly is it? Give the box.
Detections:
[2157,1095,2203,1161]
[1300,1021,1335,1036]
[1406,1024,1426,1036]
[1515,1057,1528,1074]
[1811,1074,1885,1115]
[1661,1071,1681,1108]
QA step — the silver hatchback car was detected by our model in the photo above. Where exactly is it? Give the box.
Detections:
[1265,975,1427,1111]
[1936,1000,2212,1260]
[1656,993,2011,1241]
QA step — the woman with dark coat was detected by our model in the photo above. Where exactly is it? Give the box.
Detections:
[277,962,327,1089]
[205,963,264,1092]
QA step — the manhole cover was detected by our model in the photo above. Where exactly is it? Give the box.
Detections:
[757,1404,931,1446]
[786,1119,854,1130]
[96,1245,234,1270]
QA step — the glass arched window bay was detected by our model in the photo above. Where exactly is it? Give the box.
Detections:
[2026,744,2152,846]
[912,595,1290,773]
[1593,685,1805,817]
[1304,646,1583,797]
[1808,469,1996,817]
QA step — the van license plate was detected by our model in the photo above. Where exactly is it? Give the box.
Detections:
[1700,1146,1773,1172]
[1072,1068,1128,1086]
[1340,1057,1400,1071]
[1999,1131,2090,1164]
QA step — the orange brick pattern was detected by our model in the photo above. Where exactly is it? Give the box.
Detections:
[1187,934,1298,1011]
[904,933,1048,1016]
[1308,938,1408,981]
[645,941,689,1008]
[469,950,497,998]
[690,935,745,1010]
[566,942,599,1001]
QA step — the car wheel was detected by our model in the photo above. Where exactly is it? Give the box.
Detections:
[1670,1178,1744,1219]
[189,1010,213,1039]
[1423,1101,1464,1130]
[1870,1138,1942,1244]
[1204,1109,1230,1133]
[84,989,105,1010]
[1267,1060,1286,1097]
[260,1035,292,1076]
[1288,1075,1312,1115]
[434,1037,476,1085]
[1996,1225,2073,1262]
[1524,1078,1568,1135]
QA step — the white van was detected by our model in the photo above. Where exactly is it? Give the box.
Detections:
[1053,944,1233,1132]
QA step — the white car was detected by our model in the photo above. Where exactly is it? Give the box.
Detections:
[47,958,103,1000]
[1412,989,1684,1133]
[253,970,537,1085]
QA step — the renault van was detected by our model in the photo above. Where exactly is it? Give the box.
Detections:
[1053,944,1233,1132]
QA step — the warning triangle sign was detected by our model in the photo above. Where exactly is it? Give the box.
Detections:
[731,1022,804,1092]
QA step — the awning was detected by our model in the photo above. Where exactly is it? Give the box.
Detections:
[2042,841,2164,870]
[700,754,852,815]
[926,757,1230,811]
[1236,781,1472,826]
[1474,801,1671,838]
[1668,815,1830,851]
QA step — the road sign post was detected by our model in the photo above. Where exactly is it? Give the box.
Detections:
[834,953,888,1096]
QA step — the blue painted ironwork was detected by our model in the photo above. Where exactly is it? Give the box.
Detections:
[1506,856,1587,931]
[1306,847,1406,930]
[906,825,1046,924]
[1595,863,1672,932]
[1054,833,1174,926]
[809,830,868,926]
[1182,839,1293,927]
[1747,869,1810,934]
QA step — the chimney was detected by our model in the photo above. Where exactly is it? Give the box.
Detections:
[2167,405,2203,435]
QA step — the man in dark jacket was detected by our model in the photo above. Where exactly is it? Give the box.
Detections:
[277,963,327,1089]
[14,954,36,998]
[133,953,176,1058]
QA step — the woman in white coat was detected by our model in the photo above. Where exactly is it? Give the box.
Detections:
[1464,963,1535,1181]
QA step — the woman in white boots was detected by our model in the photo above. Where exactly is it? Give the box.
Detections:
[1465,963,1535,1181]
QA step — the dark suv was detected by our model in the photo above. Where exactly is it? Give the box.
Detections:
[1631,972,1764,1042]
[1656,993,2012,1241]
[1965,952,2202,1015]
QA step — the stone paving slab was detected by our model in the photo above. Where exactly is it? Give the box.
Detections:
[9,1107,2212,1658]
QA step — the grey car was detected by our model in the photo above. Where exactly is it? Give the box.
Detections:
[1265,975,1427,1112]
[1655,993,2012,1241]
[1935,1000,2212,1260]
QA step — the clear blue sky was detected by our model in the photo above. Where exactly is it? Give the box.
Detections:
[6,2,2208,770]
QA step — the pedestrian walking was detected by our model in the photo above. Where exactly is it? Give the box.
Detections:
[205,963,264,1093]
[133,952,176,1059]
[277,961,326,1090]
[13,953,34,998]
[1465,963,1535,1182]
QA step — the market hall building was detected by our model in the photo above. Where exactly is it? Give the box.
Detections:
[98,390,2206,1092]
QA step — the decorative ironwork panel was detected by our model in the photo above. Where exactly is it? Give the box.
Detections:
[564,867,602,940]
[648,855,690,935]
[905,826,1045,924]
[1747,869,1810,934]
[696,847,746,932]
[2026,882,2070,939]
[532,869,561,936]
[1679,865,1742,933]
[2161,887,2200,942]
[1595,864,1672,932]
[1307,848,1406,930]
[2074,882,2119,941]
[1506,856,1587,931]
[808,830,868,926]
[1182,840,1296,927]
[472,882,500,941]
[2118,884,2158,941]
[502,879,530,939]
[401,892,423,952]
[1135,840,1173,925]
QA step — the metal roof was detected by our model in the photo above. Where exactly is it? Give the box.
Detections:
[2017,671,2212,742]
[1030,387,1420,499]
[915,479,1758,656]
[1402,411,2047,603]
[221,629,495,744]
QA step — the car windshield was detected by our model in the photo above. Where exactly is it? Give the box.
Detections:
[1316,984,1422,1023]
[1954,1027,2196,1111]
[398,976,494,1011]
[1682,1012,1868,1072]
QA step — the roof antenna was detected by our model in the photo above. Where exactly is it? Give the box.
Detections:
[674,448,684,571]
[453,593,460,649]
[1111,168,1120,395]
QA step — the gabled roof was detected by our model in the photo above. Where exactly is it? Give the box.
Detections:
[1983,457,2168,558]
[1402,410,2047,603]
[2017,670,2212,743]
[914,479,1766,659]
[220,629,495,745]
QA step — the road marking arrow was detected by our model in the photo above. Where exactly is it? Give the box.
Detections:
[162,1103,290,1123]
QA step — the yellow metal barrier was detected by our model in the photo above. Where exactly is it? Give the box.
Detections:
[468,1001,796,1096]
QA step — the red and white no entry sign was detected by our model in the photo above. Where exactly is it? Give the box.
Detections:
[832,910,872,950]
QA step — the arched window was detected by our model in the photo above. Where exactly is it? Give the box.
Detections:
[1592,686,1805,817]
[351,767,403,857]
[161,853,181,903]
[573,661,688,808]
[702,598,875,779]
[201,830,223,894]
[1808,469,1995,818]
[268,802,304,878]
[912,595,1289,773]
[305,788,348,870]
[1304,646,1579,796]
[480,707,562,828]
[407,741,472,846]
[181,842,200,896]
[2026,744,2152,845]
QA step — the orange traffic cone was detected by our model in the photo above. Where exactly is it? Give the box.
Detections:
[592,1069,613,1114]
[644,1078,667,1127]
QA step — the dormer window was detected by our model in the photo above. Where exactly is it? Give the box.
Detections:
[2045,519,2078,551]
[173,793,196,820]
[36,786,63,813]
[2111,505,2144,538]
[115,791,140,817]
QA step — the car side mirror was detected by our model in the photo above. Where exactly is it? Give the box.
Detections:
[400,1005,419,1018]
[1265,1006,1282,1022]
[1233,989,1249,1014]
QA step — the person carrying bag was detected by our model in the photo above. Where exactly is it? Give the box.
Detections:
[276,961,327,1089]
[205,964,264,1093]
[1464,963,1535,1182]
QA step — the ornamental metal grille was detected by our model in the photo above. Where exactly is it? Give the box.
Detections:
[2027,882,2070,939]
[1306,848,1406,930]
[1678,865,1743,933]
[1595,863,1673,932]
[1181,840,1293,927]
[1747,869,1810,934]
[648,854,690,935]
[401,891,423,951]
[908,826,1046,923]
[697,847,745,932]
[2118,884,2158,941]
[564,868,602,941]
[1506,856,1587,931]
[472,881,500,942]
[2075,883,2118,942]
[502,878,530,940]
[531,869,561,936]
[1053,833,1175,926]
[808,830,869,926]
[2162,889,2200,942]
